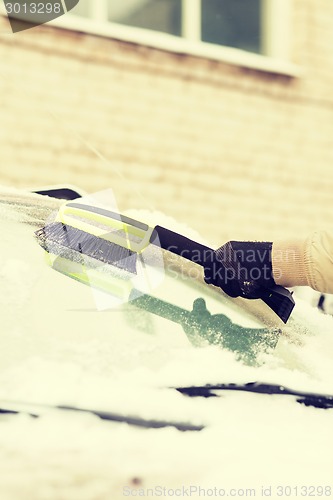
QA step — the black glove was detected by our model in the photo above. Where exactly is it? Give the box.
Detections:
[204,241,294,323]
[150,225,294,323]
[204,241,275,299]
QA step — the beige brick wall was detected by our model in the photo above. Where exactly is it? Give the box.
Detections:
[0,0,332,244]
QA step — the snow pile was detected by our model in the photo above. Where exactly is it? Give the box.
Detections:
[1,192,333,500]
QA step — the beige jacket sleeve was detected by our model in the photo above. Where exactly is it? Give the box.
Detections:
[272,230,333,294]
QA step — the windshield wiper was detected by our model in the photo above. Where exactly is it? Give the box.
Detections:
[176,382,333,410]
[0,400,203,432]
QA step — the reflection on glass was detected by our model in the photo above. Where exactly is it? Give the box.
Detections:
[108,0,182,36]
[130,294,279,366]
[201,0,262,54]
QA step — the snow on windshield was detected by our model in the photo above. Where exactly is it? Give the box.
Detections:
[0,194,333,499]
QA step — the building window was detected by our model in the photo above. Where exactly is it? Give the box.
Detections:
[58,0,296,74]
[108,0,182,37]
[201,0,261,54]
[71,0,273,56]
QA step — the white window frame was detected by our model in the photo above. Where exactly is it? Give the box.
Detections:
[0,0,300,76]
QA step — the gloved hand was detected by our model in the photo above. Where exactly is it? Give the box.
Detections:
[204,241,276,299]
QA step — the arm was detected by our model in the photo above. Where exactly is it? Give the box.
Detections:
[206,230,332,322]
[272,231,333,294]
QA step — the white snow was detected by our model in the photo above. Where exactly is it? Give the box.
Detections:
[1,191,333,500]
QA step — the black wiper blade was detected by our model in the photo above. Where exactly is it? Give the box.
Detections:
[0,400,203,432]
[176,382,333,410]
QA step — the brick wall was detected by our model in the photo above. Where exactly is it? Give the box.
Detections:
[0,0,332,243]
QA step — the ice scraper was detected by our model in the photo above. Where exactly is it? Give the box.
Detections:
[35,201,295,323]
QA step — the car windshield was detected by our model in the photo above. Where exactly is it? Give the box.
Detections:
[1,188,333,396]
